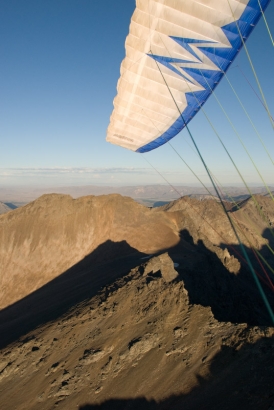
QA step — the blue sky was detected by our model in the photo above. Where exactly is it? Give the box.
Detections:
[0,0,273,187]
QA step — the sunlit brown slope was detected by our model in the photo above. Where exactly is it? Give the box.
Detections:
[159,194,274,249]
[0,194,179,309]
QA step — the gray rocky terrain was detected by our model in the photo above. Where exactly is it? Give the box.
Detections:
[0,202,14,215]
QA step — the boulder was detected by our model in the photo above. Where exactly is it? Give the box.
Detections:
[144,252,179,283]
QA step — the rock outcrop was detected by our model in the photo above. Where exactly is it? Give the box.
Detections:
[144,253,179,282]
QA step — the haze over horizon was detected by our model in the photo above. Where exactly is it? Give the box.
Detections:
[1,178,274,189]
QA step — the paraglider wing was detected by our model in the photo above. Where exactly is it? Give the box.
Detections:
[107,0,271,153]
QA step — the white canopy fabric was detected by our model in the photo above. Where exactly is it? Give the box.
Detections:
[107,0,270,153]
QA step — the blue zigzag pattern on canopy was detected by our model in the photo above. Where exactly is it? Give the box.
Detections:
[136,0,271,153]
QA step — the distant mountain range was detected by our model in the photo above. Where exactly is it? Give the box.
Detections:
[0,184,273,210]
